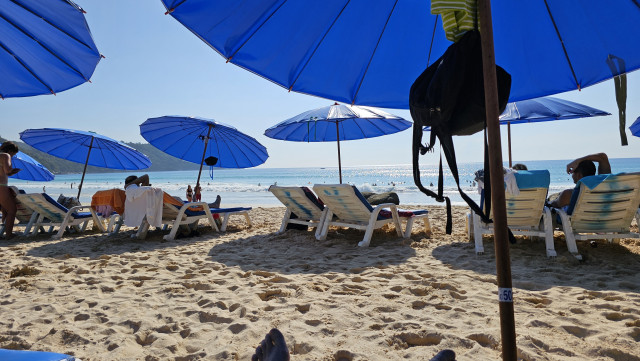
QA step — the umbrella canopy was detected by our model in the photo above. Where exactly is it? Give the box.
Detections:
[160,0,640,107]
[10,151,54,182]
[20,128,151,197]
[0,0,102,98]
[499,97,610,125]
[500,97,611,166]
[423,96,611,166]
[265,103,411,183]
[631,117,640,137]
[140,116,269,185]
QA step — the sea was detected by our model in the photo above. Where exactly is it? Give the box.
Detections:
[10,158,640,207]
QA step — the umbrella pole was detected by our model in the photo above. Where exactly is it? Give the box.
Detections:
[507,121,512,168]
[478,1,517,360]
[336,121,342,184]
[196,125,213,187]
[77,137,94,200]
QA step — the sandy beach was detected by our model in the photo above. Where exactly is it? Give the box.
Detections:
[1,205,639,360]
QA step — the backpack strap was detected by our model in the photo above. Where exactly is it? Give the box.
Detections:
[412,122,452,233]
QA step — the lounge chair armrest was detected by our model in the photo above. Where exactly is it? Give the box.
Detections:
[371,203,397,211]
[68,205,94,213]
[178,201,209,211]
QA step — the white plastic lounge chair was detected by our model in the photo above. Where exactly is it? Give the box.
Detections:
[135,196,252,241]
[269,185,327,236]
[15,193,104,240]
[91,189,126,235]
[470,170,556,257]
[313,184,431,247]
[554,172,640,260]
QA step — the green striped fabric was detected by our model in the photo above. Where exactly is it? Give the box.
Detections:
[431,0,478,42]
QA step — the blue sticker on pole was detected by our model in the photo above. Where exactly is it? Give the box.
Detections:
[498,288,513,302]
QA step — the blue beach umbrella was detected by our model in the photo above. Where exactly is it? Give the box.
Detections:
[20,128,151,198]
[265,103,411,183]
[631,117,640,137]
[140,116,269,186]
[500,97,610,166]
[160,0,640,107]
[423,96,610,166]
[0,0,102,98]
[10,151,54,182]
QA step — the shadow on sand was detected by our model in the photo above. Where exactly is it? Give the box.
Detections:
[208,227,418,275]
[21,227,223,258]
[431,235,640,294]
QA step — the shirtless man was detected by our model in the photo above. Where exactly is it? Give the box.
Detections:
[549,153,611,208]
[0,142,21,239]
[124,174,151,190]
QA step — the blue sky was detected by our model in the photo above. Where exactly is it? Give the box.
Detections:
[2,1,639,169]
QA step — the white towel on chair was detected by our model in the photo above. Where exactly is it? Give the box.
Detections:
[504,169,520,196]
[124,186,163,227]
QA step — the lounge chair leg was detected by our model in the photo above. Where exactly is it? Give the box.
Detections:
[112,216,123,235]
[559,211,582,260]
[466,212,473,242]
[221,214,231,232]
[359,226,375,247]
[472,213,484,255]
[542,208,556,258]
[279,209,291,234]
[424,216,432,236]
[316,210,331,241]
[403,218,415,239]
[136,219,150,239]
[164,223,180,241]
[244,212,251,228]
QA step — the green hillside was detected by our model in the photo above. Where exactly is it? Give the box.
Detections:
[0,136,199,174]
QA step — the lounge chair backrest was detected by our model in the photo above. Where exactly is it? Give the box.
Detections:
[16,193,69,223]
[313,184,374,223]
[269,186,324,220]
[500,170,550,228]
[568,172,640,233]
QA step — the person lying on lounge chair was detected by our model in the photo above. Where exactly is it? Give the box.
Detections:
[124,174,151,190]
[548,153,611,208]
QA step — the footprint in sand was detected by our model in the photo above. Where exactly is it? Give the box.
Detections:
[198,312,233,324]
[467,333,499,349]
[561,325,597,339]
[522,297,552,307]
[135,332,157,346]
[258,289,285,301]
[332,350,354,361]
[122,320,141,333]
[603,312,634,321]
[388,331,443,349]
[305,319,322,327]
[228,323,247,334]
[599,348,640,361]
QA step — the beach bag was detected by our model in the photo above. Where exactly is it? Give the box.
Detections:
[409,30,511,234]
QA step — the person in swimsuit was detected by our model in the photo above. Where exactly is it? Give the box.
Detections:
[0,142,21,240]
[186,185,193,202]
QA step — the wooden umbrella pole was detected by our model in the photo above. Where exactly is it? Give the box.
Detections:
[196,125,213,187]
[77,136,94,200]
[507,121,512,167]
[478,1,518,360]
[336,121,342,184]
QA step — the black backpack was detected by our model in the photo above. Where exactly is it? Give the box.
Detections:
[409,30,511,234]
